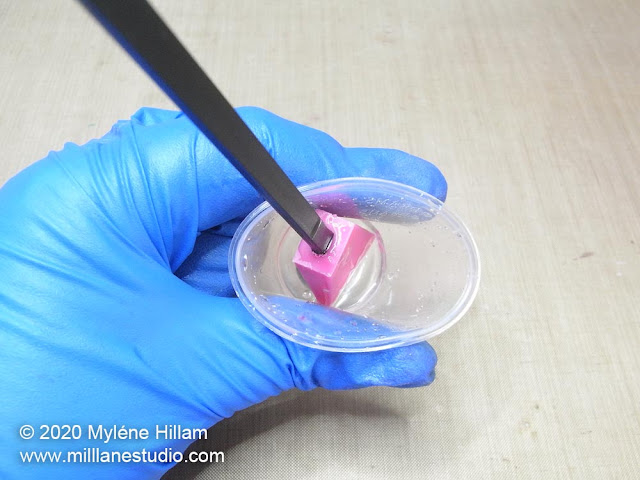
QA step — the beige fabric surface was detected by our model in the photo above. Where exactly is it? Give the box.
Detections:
[2,0,639,478]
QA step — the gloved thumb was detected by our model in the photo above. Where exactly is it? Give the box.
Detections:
[148,285,436,420]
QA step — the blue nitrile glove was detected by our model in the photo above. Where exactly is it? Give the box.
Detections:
[0,107,447,479]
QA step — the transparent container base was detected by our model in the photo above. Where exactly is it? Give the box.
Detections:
[229,178,480,352]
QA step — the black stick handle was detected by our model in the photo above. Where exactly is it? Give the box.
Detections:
[79,0,333,253]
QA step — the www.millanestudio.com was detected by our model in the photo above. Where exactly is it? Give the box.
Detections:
[17,424,223,464]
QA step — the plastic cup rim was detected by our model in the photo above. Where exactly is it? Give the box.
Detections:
[229,177,481,352]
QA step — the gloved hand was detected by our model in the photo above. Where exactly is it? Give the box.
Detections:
[0,107,447,479]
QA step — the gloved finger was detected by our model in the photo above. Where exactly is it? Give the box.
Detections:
[286,340,437,390]
[46,107,446,271]
[174,216,245,295]
[264,298,438,389]
[210,106,448,223]
[174,228,236,296]
[146,290,436,420]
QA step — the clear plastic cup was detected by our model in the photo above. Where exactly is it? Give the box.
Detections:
[229,177,480,352]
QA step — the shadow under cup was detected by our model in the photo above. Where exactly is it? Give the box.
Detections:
[229,177,480,352]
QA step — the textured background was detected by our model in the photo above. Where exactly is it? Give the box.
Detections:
[2,0,639,478]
